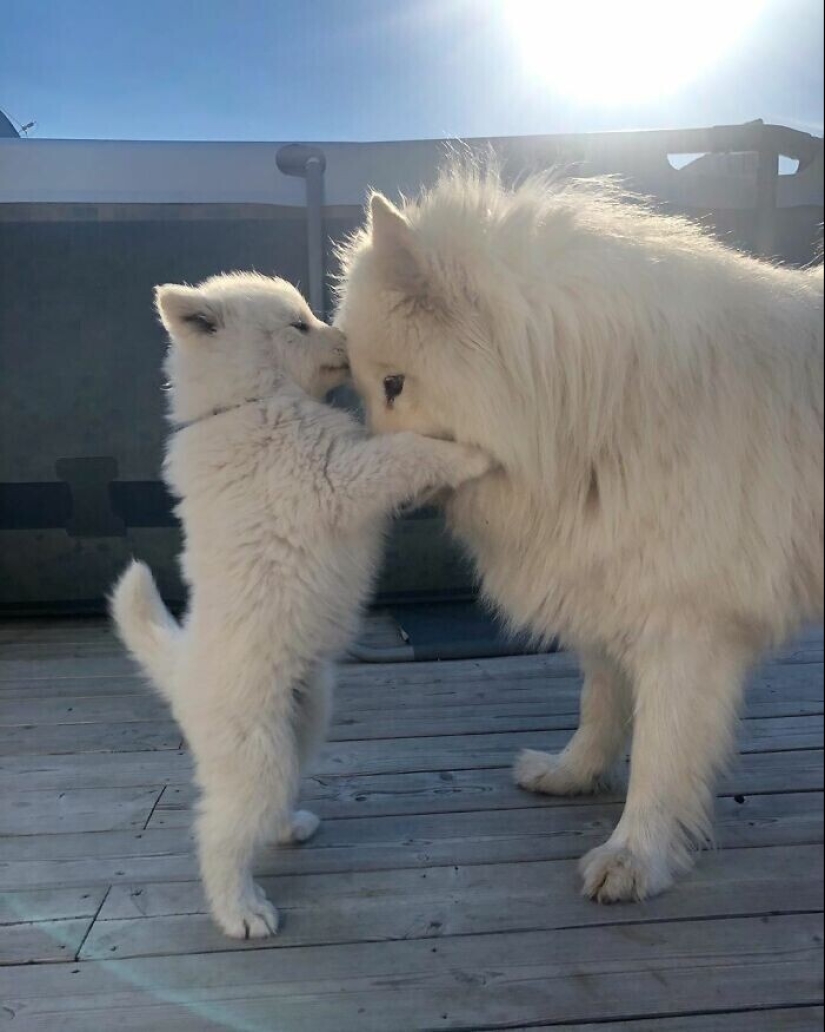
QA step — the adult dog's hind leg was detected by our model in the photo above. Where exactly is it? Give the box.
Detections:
[515,652,631,795]
[579,631,749,904]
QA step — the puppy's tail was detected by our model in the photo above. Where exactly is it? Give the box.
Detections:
[110,560,181,702]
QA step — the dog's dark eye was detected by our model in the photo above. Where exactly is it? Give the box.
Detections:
[290,320,309,334]
[383,374,405,405]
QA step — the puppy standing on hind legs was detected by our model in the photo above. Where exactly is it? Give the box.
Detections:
[111,271,492,938]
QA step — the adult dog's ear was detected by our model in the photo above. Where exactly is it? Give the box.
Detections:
[370,193,416,259]
[154,284,222,341]
[368,193,444,311]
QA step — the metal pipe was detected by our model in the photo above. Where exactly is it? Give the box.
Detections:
[755,145,779,258]
[275,144,328,316]
[303,156,326,316]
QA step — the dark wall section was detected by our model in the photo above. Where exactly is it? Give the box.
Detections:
[1,193,822,613]
[0,203,475,612]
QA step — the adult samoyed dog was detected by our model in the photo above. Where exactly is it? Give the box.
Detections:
[111,272,491,937]
[336,166,824,902]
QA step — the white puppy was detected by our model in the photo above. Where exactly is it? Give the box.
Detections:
[111,272,490,938]
[336,167,824,903]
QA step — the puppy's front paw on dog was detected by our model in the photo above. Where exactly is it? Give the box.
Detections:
[216,892,280,939]
[458,444,495,481]
[579,843,672,904]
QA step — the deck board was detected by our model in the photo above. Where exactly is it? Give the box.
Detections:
[0,617,821,1031]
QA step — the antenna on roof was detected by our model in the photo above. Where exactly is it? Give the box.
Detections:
[0,109,36,138]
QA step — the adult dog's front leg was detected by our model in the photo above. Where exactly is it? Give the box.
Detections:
[580,631,749,903]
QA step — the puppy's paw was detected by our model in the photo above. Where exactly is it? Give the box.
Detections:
[278,809,321,845]
[579,843,672,904]
[453,443,495,482]
[214,891,280,939]
[514,749,616,796]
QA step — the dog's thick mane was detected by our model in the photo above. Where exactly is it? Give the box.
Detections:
[339,164,822,494]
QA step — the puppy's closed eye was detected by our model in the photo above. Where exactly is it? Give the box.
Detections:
[383,374,405,405]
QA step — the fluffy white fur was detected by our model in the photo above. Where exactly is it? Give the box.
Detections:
[111,272,491,937]
[336,167,824,902]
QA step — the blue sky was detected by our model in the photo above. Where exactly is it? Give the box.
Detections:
[2,0,822,142]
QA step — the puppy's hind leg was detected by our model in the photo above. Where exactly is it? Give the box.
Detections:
[516,652,631,796]
[293,661,333,770]
[278,663,334,845]
[195,717,300,938]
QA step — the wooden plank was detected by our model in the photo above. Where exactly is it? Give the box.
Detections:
[0,720,181,757]
[0,786,163,836]
[0,792,819,892]
[0,609,401,652]
[2,659,819,727]
[0,654,138,681]
[3,631,817,687]
[0,914,820,1031]
[0,639,124,661]
[0,886,107,925]
[0,674,144,699]
[0,616,816,652]
[739,715,822,752]
[149,748,824,828]
[82,842,824,960]
[0,887,108,967]
[0,918,93,966]
[336,666,821,724]
[518,1008,824,1031]
[1,713,820,792]
[0,694,166,725]
[785,624,825,648]
[0,619,117,646]
[1,745,814,840]
[0,747,191,793]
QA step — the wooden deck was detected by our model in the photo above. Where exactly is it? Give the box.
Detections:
[0,616,822,1031]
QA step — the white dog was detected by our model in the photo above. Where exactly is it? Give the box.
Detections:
[336,167,824,903]
[111,272,491,938]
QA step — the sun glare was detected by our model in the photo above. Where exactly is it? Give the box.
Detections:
[507,0,768,105]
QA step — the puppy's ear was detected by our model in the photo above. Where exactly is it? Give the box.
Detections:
[368,193,442,309]
[154,284,222,341]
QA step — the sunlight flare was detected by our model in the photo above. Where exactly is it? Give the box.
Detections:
[507,0,768,104]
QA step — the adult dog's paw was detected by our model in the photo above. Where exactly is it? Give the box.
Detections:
[579,843,672,904]
[514,749,615,796]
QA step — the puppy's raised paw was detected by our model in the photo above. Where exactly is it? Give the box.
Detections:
[278,809,321,845]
